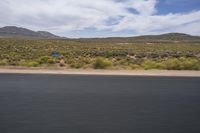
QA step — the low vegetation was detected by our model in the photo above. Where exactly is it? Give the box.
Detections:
[93,57,113,69]
[0,38,200,70]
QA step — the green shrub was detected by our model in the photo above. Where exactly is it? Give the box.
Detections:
[39,56,55,64]
[70,62,84,69]
[0,59,8,66]
[164,57,200,70]
[179,57,200,70]
[165,58,181,70]
[21,61,39,67]
[142,60,165,70]
[93,57,113,69]
[130,64,141,70]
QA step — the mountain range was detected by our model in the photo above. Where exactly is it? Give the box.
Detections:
[0,26,200,42]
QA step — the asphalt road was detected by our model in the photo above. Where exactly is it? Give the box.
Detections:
[0,74,200,133]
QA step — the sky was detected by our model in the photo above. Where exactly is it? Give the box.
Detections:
[0,0,200,38]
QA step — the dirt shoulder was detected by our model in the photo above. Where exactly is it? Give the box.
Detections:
[0,67,200,77]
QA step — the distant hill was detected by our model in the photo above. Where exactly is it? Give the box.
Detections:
[134,33,200,41]
[0,26,62,39]
[76,33,200,43]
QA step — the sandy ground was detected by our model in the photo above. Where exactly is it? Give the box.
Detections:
[0,67,200,77]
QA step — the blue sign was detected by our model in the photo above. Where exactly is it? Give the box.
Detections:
[51,52,61,57]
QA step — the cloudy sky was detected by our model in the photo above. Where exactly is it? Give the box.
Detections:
[0,0,200,38]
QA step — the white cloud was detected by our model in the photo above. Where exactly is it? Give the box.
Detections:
[111,10,200,33]
[0,0,200,37]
